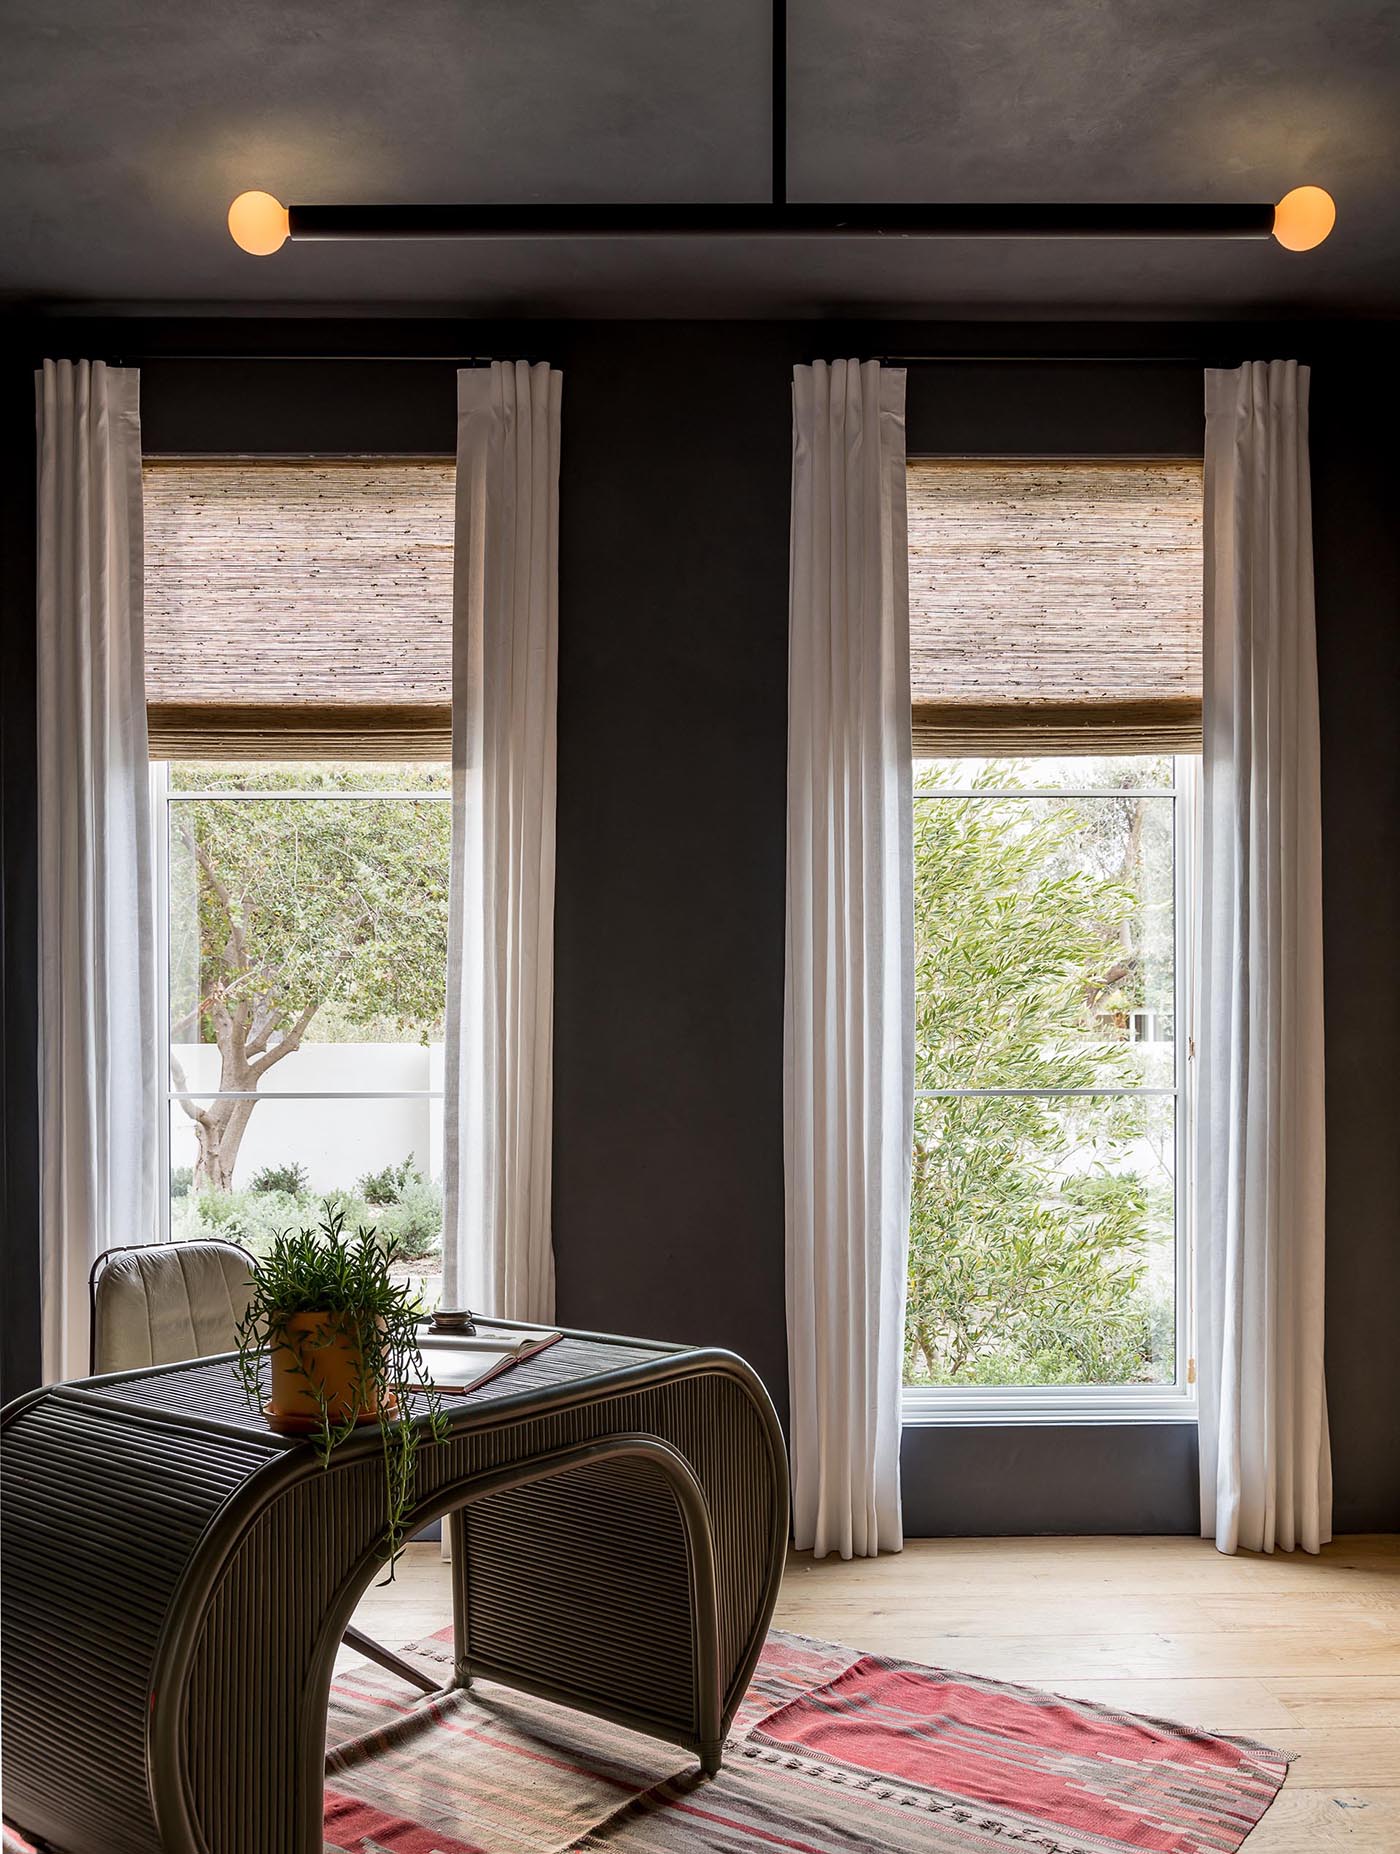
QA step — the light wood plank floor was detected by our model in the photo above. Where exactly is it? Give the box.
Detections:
[350,1533,1400,1852]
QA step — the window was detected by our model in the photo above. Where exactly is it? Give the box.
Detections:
[145,462,455,1304]
[903,462,1202,1422]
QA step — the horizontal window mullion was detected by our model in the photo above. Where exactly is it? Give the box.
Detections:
[165,791,451,803]
[167,1089,445,1102]
[915,1086,1176,1099]
[914,788,1176,801]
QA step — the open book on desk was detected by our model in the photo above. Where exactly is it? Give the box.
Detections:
[408,1324,564,1396]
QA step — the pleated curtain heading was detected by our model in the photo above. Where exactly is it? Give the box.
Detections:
[908,459,1203,756]
[143,458,455,759]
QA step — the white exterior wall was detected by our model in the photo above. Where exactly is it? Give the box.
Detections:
[170,1042,443,1191]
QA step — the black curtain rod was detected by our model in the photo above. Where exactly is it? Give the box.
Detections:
[111,353,496,365]
[109,352,1217,368]
[115,351,1210,365]
[874,353,1210,365]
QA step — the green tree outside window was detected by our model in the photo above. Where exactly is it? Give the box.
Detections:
[908,759,1177,1389]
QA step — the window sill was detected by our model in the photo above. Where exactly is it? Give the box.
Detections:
[902,1388,1198,1428]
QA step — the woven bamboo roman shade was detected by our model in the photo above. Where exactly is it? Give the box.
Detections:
[907,459,1203,755]
[143,459,455,759]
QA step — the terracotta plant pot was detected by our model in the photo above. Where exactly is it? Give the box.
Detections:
[268,1311,383,1426]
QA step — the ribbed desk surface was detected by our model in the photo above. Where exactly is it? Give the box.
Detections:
[71,1331,673,1439]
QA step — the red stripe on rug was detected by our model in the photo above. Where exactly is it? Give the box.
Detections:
[324,1785,489,1853]
[752,1657,1285,1852]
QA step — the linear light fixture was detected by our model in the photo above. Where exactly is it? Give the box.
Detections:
[227,189,1336,255]
[225,2,1335,260]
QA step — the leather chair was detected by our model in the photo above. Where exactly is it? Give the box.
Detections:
[89,1239,437,1694]
[90,1238,256,1376]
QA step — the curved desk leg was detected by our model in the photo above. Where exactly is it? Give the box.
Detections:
[295,1434,724,1854]
[443,1437,721,1751]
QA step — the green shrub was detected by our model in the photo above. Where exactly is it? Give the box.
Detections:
[374,1176,443,1262]
[319,1188,367,1227]
[170,1166,194,1200]
[249,1160,310,1197]
[170,1173,443,1268]
[357,1156,420,1206]
[181,1186,309,1256]
[195,1187,250,1229]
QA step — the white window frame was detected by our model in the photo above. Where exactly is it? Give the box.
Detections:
[902,755,1199,1428]
[149,760,451,1244]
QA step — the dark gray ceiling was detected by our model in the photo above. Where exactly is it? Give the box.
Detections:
[6,0,1399,317]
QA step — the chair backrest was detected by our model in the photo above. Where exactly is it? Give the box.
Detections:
[89,1240,256,1376]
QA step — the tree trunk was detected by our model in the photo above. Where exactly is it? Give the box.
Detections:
[174,1040,268,1194]
[171,821,345,1196]
[192,1093,261,1193]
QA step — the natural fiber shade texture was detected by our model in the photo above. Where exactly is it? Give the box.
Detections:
[143,459,455,759]
[908,459,1203,756]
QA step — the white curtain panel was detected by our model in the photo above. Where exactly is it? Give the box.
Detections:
[443,361,562,1322]
[785,360,913,1560]
[1198,360,1331,1555]
[36,359,158,1383]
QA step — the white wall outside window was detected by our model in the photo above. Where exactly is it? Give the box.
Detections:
[150,762,450,1244]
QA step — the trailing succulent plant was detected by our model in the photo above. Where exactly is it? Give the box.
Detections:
[233,1207,449,1573]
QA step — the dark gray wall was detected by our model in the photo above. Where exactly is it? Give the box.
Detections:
[901,1424,1202,1536]
[1,349,41,1398]
[1307,355,1400,1535]
[2,318,1396,1533]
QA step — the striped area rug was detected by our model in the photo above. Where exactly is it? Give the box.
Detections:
[318,1627,1291,1853]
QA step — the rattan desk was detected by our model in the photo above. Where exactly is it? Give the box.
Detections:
[1,1326,787,1854]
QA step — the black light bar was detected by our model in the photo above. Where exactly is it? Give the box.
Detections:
[284,201,1279,242]
[227,2,1334,257]
[226,190,1336,255]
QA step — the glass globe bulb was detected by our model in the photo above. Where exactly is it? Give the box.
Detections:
[1272,187,1336,253]
[228,191,290,256]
